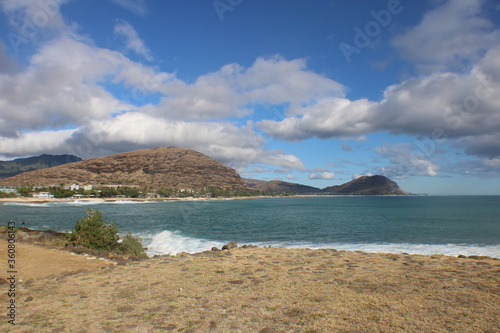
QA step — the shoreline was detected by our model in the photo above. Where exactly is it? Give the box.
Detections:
[0,193,426,205]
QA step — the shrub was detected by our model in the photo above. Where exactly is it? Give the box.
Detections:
[119,233,148,259]
[67,209,147,258]
[67,209,119,251]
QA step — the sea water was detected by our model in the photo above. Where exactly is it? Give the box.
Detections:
[1,196,499,258]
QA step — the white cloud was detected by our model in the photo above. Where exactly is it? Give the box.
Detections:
[0,129,76,159]
[114,20,153,61]
[259,46,500,162]
[59,112,305,171]
[0,37,139,136]
[308,172,335,180]
[392,0,500,72]
[375,143,440,179]
[258,97,375,140]
[149,56,345,121]
[352,173,372,180]
[1,0,68,31]
[108,0,147,16]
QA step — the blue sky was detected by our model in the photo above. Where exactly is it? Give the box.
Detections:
[1,0,500,195]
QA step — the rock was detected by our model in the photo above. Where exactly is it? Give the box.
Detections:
[458,255,467,258]
[259,328,277,333]
[25,296,34,302]
[211,247,221,251]
[222,241,237,250]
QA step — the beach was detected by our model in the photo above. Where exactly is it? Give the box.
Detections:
[1,238,499,332]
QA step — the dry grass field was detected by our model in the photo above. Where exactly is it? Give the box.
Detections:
[1,240,499,332]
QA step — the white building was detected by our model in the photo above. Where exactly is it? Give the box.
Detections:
[33,192,54,199]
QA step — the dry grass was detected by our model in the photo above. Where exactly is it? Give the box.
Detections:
[1,243,499,332]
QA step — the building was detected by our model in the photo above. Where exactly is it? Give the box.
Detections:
[33,192,54,199]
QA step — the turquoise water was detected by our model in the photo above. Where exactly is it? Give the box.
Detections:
[1,196,499,257]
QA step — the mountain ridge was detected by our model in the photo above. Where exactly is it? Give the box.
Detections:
[0,154,82,179]
[244,176,409,195]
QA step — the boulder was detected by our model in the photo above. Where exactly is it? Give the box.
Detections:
[222,241,237,250]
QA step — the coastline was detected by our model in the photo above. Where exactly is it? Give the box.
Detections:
[0,193,421,205]
[1,239,498,332]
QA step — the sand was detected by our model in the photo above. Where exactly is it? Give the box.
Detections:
[1,240,499,333]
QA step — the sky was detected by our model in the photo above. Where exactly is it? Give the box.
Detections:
[0,0,500,195]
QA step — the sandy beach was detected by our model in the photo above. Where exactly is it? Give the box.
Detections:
[1,238,499,332]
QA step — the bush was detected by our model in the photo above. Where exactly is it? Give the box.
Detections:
[67,209,147,258]
[67,209,119,251]
[118,233,148,259]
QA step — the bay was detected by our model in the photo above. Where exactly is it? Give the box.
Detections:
[1,196,499,257]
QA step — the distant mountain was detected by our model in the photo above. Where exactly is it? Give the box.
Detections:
[322,175,409,195]
[244,179,321,194]
[244,175,409,195]
[0,154,82,179]
[0,147,250,191]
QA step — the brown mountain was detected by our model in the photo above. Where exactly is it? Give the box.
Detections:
[0,147,250,191]
[244,179,321,194]
[322,175,409,195]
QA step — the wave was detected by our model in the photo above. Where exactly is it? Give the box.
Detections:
[146,230,222,256]
[255,241,500,258]
[144,230,500,258]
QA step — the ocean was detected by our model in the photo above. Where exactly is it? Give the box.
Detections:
[1,196,499,258]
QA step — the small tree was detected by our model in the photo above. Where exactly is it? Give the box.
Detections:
[67,209,147,258]
[67,209,119,251]
[118,233,148,259]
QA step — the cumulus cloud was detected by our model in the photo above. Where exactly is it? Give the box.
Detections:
[0,37,138,136]
[392,0,500,72]
[0,129,76,159]
[308,172,335,180]
[149,56,345,121]
[258,97,375,140]
[375,143,440,179]
[114,20,153,61]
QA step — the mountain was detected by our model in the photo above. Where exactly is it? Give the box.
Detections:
[322,175,409,195]
[0,154,82,179]
[0,147,249,191]
[244,175,409,195]
[244,179,321,194]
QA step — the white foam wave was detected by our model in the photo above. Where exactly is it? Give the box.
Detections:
[254,241,500,258]
[2,202,54,207]
[146,230,222,256]
[144,231,500,258]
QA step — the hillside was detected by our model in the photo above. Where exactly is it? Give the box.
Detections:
[244,175,409,195]
[0,147,249,191]
[322,175,409,195]
[0,154,82,179]
[244,179,321,194]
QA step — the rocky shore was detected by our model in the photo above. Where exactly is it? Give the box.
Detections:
[0,231,499,332]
